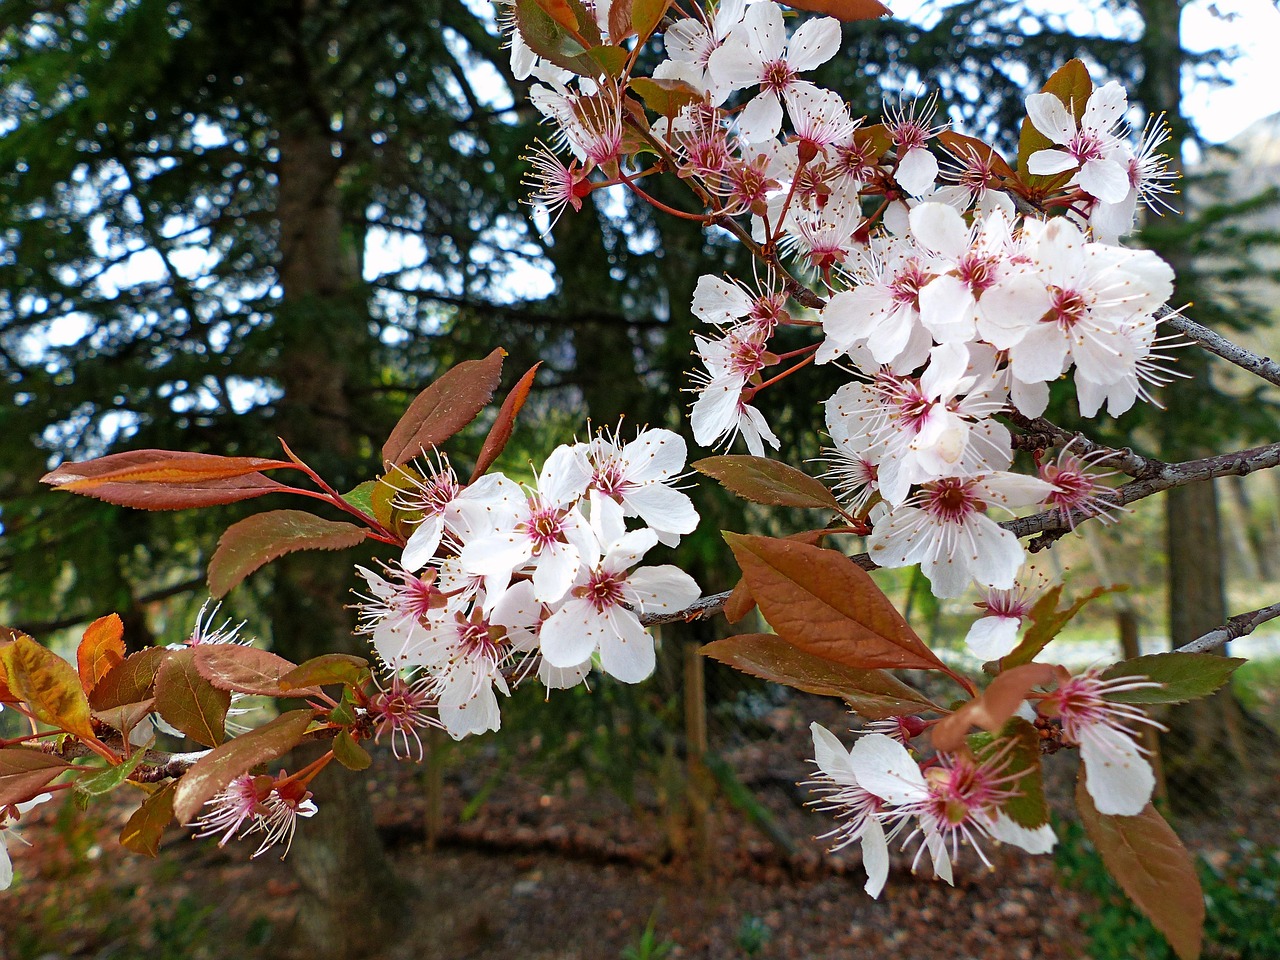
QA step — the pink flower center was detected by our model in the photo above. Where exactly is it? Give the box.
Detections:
[889,261,930,309]
[956,252,1000,293]
[1068,129,1105,165]
[522,499,567,552]
[761,59,795,94]
[923,477,982,524]
[1045,286,1088,329]
[578,570,627,612]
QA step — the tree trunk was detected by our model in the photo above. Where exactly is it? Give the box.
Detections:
[266,113,407,960]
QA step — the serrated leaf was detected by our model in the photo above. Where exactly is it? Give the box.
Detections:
[701,633,941,719]
[155,649,231,747]
[0,636,95,738]
[535,0,579,32]
[192,645,319,698]
[41,450,291,510]
[0,748,73,806]
[1017,59,1092,177]
[74,740,153,799]
[470,362,541,483]
[279,653,370,691]
[89,647,168,710]
[333,729,372,771]
[1076,774,1205,960]
[1100,653,1245,705]
[932,663,1057,752]
[207,510,368,597]
[120,780,177,858]
[382,349,505,467]
[629,76,703,119]
[1001,584,1124,668]
[775,0,890,21]
[725,533,945,671]
[695,456,840,509]
[969,718,1048,828]
[172,710,315,824]
[77,613,126,695]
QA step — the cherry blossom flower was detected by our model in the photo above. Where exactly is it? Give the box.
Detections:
[885,94,945,197]
[1088,114,1177,242]
[965,576,1047,659]
[808,723,892,897]
[522,141,590,232]
[1038,442,1124,528]
[191,773,317,859]
[1025,81,1130,203]
[1041,668,1165,815]
[186,599,251,646]
[580,425,699,544]
[708,3,841,142]
[530,80,625,169]
[366,672,440,760]
[867,471,1053,598]
[540,500,700,683]
[689,330,779,456]
[354,563,447,667]
[659,0,754,100]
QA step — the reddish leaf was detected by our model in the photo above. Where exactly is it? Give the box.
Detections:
[155,649,231,747]
[695,455,840,510]
[1017,59,1092,177]
[0,748,73,806]
[470,362,541,483]
[172,710,316,824]
[207,510,368,598]
[89,647,168,710]
[279,654,370,691]
[936,131,1015,180]
[77,613,126,695]
[701,634,941,719]
[932,663,1057,752]
[120,780,177,858]
[725,533,945,671]
[192,645,319,698]
[514,0,598,76]
[535,0,580,32]
[41,450,292,510]
[629,77,703,119]
[382,349,506,468]
[1076,774,1205,960]
[721,529,826,624]
[776,0,890,22]
[93,698,156,741]
[0,636,95,738]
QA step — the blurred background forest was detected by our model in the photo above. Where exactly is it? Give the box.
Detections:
[1,0,1279,958]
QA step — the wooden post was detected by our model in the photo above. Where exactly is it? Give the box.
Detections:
[683,638,712,879]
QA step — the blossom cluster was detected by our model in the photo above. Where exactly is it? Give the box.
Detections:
[354,427,701,740]
[810,665,1164,896]
[509,1,1179,604]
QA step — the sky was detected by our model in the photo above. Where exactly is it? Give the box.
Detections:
[889,0,1280,144]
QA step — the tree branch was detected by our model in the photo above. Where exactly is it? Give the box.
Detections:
[1159,306,1280,388]
[1173,601,1280,655]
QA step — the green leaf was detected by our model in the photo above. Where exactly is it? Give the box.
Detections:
[630,0,671,43]
[88,647,168,711]
[279,653,370,691]
[172,710,316,825]
[74,739,153,799]
[969,718,1048,829]
[587,44,627,78]
[1101,653,1245,705]
[192,644,319,698]
[0,635,96,739]
[155,649,231,747]
[333,729,372,771]
[700,633,941,719]
[696,456,840,510]
[382,348,506,467]
[1000,584,1124,669]
[0,747,74,806]
[724,533,945,671]
[1076,773,1205,960]
[629,77,703,119]
[120,780,177,858]
[207,510,368,597]
[341,480,379,518]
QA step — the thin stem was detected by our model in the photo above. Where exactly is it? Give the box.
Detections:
[1173,601,1280,654]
